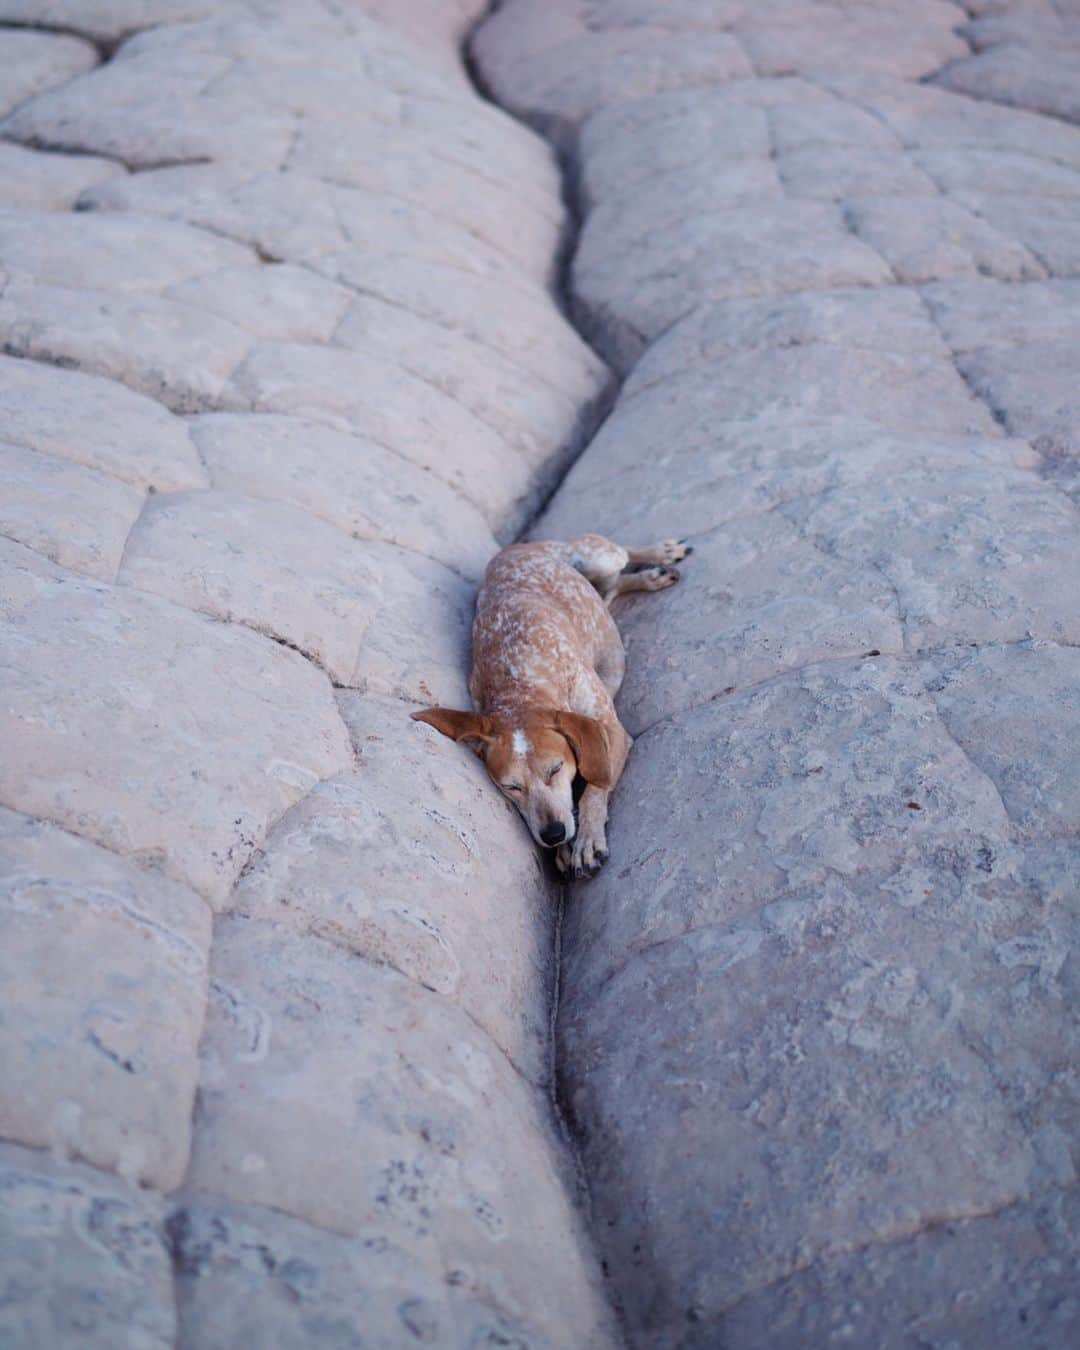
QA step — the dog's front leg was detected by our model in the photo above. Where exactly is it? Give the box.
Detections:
[558,718,632,880]
[556,786,610,879]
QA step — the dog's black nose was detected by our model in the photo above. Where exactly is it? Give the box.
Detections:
[540,823,566,846]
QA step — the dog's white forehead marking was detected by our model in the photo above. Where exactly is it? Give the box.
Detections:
[512,729,531,757]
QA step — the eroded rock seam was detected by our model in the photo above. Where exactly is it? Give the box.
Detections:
[463,6,630,1338]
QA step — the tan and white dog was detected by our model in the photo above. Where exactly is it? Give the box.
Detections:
[412,533,690,879]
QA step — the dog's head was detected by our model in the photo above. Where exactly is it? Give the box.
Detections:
[411,707,611,849]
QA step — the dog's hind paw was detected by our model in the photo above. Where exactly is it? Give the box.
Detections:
[642,564,680,590]
[658,538,693,564]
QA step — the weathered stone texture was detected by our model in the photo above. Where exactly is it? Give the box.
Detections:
[169,1191,578,1350]
[7,0,1079,1344]
[0,1143,175,1349]
[231,693,554,1083]
[188,917,615,1345]
[0,0,619,1344]
[0,810,210,1189]
[473,1,1080,1346]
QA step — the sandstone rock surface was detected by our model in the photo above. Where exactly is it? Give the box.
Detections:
[473,1,1080,1345]
[5,0,1079,1345]
[0,2,616,1344]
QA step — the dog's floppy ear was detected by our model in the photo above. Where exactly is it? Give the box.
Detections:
[553,711,612,788]
[412,707,496,750]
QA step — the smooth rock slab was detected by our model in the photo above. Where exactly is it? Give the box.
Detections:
[948,194,1080,279]
[846,194,1046,284]
[539,420,1036,547]
[572,343,997,481]
[0,142,123,210]
[335,292,593,468]
[560,852,1072,1340]
[170,1192,571,1350]
[166,262,352,344]
[954,341,1080,462]
[118,489,476,701]
[608,509,901,733]
[0,1,216,44]
[234,692,552,1082]
[309,250,611,405]
[572,199,893,370]
[922,642,1080,841]
[473,7,752,145]
[829,73,1080,174]
[288,110,563,282]
[0,353,207,492]
[0,808,210,1189]
[620,286,953,399]
[0,207,253,292]
[787,465,1080,648]
[720,1186,1080,1350]
[0,279,252,413]
[0,28,97,118]
[0,538,351,905]
[222,339,537,534]
[0,439,144,581]
[0,1142,174,1350]
[733,1,965,80]
[562,656,1012,998]
[190,917,617,1348]
[2,42,295,173]
[921,278,1080,354]
[191,412,497,580]
[934,41,1080,126]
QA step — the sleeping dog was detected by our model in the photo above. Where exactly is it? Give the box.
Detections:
[413,533,690,879]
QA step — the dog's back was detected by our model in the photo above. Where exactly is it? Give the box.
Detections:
[469,542,622,715]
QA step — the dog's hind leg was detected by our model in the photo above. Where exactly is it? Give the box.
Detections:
[625,539,693,566]
[605,564,680,605]
[557,534,631,597]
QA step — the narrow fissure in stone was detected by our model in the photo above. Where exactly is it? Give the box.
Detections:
[460,7,630,1336]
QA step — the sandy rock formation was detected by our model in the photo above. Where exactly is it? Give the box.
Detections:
[3,0,1078,1346]
[472,1,1080,1346]
[0,2,615,1345]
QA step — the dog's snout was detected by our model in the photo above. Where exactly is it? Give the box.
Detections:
[539,822,566,846]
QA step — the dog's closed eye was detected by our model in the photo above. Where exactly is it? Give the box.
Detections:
[545,763,563,782]
[502,781,525,794]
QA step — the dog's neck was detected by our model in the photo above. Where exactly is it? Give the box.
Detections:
[474,678,565,720]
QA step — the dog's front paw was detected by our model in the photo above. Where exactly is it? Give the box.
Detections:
[570,828,609,881]
[658,538,693,564]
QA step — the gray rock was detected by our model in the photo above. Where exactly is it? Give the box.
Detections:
[720,1187,1080,1349]
[559,828,1075,1339]
[0,809,210,1188]
[0,278,253,412]
[922,642,1080,840]
[0,538,351,905]
[0,1143,175,1349]
[0,207,254,291]
[118,489,476,700]
[0,28,97,118]
[234,692,554,1083]
[169,1192,569,1350]
[0,439,144,581]
[573,199,893,371]
[221,339,536,534]
[190,917,618,1347]
[0,354,207,492]
[191,412,498,580]
[0,142,123,211]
